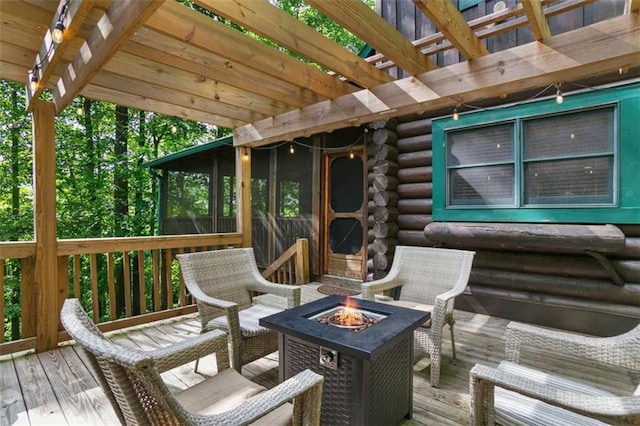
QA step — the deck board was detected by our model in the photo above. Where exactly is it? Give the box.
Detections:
[1,285,636,425]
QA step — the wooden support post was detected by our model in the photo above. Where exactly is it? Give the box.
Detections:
[295,238,310,284]
[33,100,58,352]
[236,146,252,248]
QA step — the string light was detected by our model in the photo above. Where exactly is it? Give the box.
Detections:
[289,142,295,154]
[29,69,38,93]
[170,124,177,134]
[52,21,65,44]
[349,150,354,159]
[452,107,459,121]
[242,147,249,161]
[52,1,70,44]
[76,105,83,115]
[555,84,563,104]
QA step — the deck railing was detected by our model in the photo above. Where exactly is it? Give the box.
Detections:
[0,233,242,355]
[261,238,310,285]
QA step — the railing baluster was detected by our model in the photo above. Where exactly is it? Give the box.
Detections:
[123,251,132,317]
[178,247,186,306]
[164,249,173,310]
[90,253,99,322]
[152,249,160,312]
[137,250,146,315]
[107,252,116,321]
[73,255,81,298]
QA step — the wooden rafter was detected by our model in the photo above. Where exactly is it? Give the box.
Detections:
[521,0,552,41]
[412,0,489,60]
[145,1,356,100]
[26,0,96,112]
[128,30,324,107]
[234,14,640,146]
[306,0,437,75]
[52,0,165,114]
[193,0,393,88]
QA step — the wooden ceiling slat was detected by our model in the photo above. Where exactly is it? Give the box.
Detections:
[306,0,437,75]
[90,72,256,125]
[52,0,165,114]
[27,0,97,112]
[104,51,295,117]
[82,84,243,128]
[145,1,356,100]
[522,0,552,41]
[412,0,489,60]
[123,33,322,108]
[234,14,640,146]
[193,0,393,88]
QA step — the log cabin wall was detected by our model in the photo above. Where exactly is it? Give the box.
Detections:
[372,0,638,336]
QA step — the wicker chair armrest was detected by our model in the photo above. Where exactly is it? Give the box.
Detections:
[187,369,324,425]
[469,364,640,425]
[247,281,301,308]
[150,329,230,373]
[361,276,402,301]
[187,284,238,311]
[505,321,620,364]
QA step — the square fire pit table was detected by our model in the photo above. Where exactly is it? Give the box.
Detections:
[260,294,430,425]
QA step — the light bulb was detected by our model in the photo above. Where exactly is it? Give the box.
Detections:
[452,108,459,121]
[555,86,563,104]
[52,21,65,44]
[76,106,84,115]
[242,148,249,161]
[289,143,294,154]
[349,151,354,159]
[29,72,38,93]
[170,124,177,134]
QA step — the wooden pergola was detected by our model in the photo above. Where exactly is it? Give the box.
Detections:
[0,0,639,352]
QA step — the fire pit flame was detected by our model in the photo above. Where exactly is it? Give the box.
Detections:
[314,299,383,332]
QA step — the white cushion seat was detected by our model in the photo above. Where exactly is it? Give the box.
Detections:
[208,304,283,337]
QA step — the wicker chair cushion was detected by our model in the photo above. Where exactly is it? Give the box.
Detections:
[374,299,433,328]
[176,362,293,425]
[494,361,614,426]
[209,304,282,337]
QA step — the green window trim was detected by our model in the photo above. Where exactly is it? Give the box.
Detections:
[432,83,640,224]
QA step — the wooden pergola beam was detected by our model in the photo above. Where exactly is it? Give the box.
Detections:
[193,0,393,88]
[145,1,356,100]
[522,0,552,41]
[234,14,640,146]
[52,0,165,114]
[306,0,437,75]
[412,0,489,59]
[26,0,96,112]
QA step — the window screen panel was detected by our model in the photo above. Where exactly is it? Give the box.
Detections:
[449,165,515,205]
[330,156,363,212]
[524,156,614,205]
[524,108,614,159]
[448,124,514,166]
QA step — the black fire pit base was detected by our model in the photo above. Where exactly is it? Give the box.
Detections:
[260,296,430,426]
[283,333,413,425]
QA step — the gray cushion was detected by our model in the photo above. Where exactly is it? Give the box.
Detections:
[209,304,282,337]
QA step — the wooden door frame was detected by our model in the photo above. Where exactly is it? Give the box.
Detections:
[321,147,367,280]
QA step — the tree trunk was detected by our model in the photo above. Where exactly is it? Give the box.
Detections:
[114,105,129,316]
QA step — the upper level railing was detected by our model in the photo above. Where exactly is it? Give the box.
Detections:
[0,233,242,355]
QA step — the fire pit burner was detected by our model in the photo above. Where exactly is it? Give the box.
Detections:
[308,304,387,332]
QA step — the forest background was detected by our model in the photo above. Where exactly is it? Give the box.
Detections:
[0,0,369,340]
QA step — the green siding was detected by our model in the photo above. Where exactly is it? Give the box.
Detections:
[432,83,640,224]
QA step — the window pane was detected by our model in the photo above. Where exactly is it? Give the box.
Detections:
[167,171,210,217]
[524,108,614,159]
[448,124,513,166]
[524,156,613,204]
[330,156,363,212]
[449,165,514,205]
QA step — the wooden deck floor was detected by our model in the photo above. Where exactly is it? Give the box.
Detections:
[1,285,634,425]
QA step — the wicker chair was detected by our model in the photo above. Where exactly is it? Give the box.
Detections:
[361,245,475,387]
[60,298,324,426]
[470,322,640,425]
[177,248,300,372]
